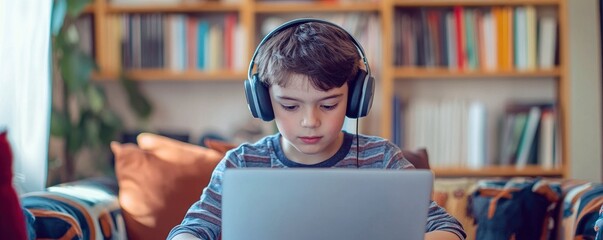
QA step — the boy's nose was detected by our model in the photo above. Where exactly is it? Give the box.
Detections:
[301,108,320,128]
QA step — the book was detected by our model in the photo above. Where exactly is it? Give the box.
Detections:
[446,11,457,70]
[514,7,528,70]
[538,7,558,69]
[186,16,197,70]
[503,102,555,168]
[467,101,486,168]
[454,6,466,70]
[482,9,497,71]
[498,113,516,166]
[517,106,541,166]
[392,95,402,147]
[197,20,209,70]
[526,6,537,70]
[539,109,556,168]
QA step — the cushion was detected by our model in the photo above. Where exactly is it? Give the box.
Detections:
[21,179,125,240]
[0,131,28,240]
[402,148,430,170]
[111,133,223,240]
[203,138,237,155]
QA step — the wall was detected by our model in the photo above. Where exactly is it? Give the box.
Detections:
[99,81,275,144]
[568,0,603,182]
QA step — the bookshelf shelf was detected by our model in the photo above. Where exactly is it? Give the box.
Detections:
[392,67,561,79]
[106,3,241,13]
[391,0,561,7]
[254,2,380,13]
[433,166,564,178]
[92,70,247,81]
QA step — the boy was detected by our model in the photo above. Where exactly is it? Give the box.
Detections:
[168,19,466,240]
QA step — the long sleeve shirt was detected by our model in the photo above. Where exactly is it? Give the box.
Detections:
[167,132,467,240]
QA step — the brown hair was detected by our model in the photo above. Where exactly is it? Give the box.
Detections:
[255,21,361,91]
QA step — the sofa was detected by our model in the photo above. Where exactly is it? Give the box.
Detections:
[4,131,602,240]
[3,131,435,240]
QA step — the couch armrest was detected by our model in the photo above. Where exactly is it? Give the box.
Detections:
[21,177,126,240]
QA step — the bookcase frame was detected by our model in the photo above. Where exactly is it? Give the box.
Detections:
[87,0,569,178]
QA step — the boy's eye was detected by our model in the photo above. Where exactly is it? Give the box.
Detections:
[280,104,298,111]
[321,104,338,110]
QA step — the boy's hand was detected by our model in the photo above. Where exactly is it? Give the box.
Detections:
[596,219,603,232]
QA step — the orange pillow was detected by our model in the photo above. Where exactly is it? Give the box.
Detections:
[203,138,237,155]
[111,133,224,240]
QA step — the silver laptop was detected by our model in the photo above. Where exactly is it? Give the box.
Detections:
[222,169,433,240]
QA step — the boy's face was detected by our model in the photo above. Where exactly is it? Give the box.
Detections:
[269,74,348,165]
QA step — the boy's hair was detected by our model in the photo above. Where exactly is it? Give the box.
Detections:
[255,21,361,91]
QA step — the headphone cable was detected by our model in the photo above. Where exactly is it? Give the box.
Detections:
[356,118,359,168]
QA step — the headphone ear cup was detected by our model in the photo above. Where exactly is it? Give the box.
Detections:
[362,76,375,117]
[346,69,374,119]
[244,74,274,121]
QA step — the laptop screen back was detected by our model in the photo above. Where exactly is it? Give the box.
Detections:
[222,169,433,240]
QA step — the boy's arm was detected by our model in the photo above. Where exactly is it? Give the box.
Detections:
[167,158,230,240]
[424,230,462,240]
[170,233,201,240]
[425,201,466,240]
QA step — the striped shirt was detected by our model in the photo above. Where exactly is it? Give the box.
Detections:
[167,132,467,240]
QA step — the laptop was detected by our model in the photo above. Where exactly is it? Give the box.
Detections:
[222,169,433,240]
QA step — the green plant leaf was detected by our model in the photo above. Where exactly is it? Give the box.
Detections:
[66,0,92,18]
[119,74,153,120]
[100,109,122,129]
[51,0,67,36]
[59,47,95,92]
[99,110,122,145]
[65,24,80,45]
[83,116,101,148]
[53,30,70,54]
[86,85,105,114]
[50,108,69,137]
[67,129,83,154]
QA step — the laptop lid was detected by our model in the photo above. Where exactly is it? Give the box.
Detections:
[222,169,433,240]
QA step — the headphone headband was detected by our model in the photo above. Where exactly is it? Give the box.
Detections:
[247,18,371,81]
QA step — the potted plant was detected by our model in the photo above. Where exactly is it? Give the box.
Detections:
[49,0,152,184]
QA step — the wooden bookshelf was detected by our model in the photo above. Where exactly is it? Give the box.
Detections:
[87,0,570,178]
[380,0,569,179]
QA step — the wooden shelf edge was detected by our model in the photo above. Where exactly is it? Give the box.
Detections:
[92,70,247,81]
[106,2,241,13]
[432,166,564,178]
[392,0,561,7]
[254,2,379,13]
[393,67,561,79]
